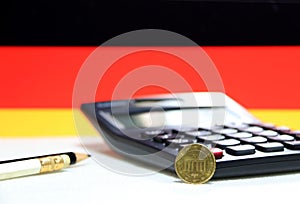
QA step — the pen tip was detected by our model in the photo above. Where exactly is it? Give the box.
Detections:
[75,153,90,163]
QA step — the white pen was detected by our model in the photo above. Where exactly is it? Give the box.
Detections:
[0,152,90,181]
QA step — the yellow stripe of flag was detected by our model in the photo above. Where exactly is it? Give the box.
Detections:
[0,109,299,137]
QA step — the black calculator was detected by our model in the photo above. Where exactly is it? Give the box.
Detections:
[81,92,300,178]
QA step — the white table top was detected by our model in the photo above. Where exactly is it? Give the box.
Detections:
[0,136,299,204]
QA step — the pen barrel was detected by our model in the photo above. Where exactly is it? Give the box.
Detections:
[0,154,71,181]
[0,159,41,180]
[39,155,70,173]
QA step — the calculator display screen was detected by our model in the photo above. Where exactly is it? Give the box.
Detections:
[107,107,241,130]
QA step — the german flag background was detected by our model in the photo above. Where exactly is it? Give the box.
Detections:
[1,1,300,137]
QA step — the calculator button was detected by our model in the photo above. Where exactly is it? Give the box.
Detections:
[243,126,264,133]
[225,145,255,156]
[291,130,300,135]
[211,148,223,159]
[228,132,253,139]
[213,139,240,149]
[276,126,291,132]
[284,141,300,150]
[260,123,276,128]
[290,131,300,139]
[225,123,249,129]
[242,136,267,144]
[255,142,284,152]
[213,128,238,134]
[257,130,278,137]
[197,134,225,142]
[166,138,196,146]
[269,135,294,142]
[250,123,274,129]
[153,134,177,143]
[184,130,212,137]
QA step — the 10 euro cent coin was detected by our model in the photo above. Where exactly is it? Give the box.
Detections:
[175,143,216,184]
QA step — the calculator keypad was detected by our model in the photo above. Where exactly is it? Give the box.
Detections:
[143,123,300,159]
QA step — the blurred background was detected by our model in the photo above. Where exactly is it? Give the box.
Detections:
[2,0,300,46]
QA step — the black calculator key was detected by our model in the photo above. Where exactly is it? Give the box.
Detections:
[284,141,300,150]
[228,132,253,139]
[269,135,294,142]
[197,134,225,142]
[213,139,240,149]
[243,126,264,133]
[255,142,284,152]
[184,130,212,137]
[257,130,278,137]
[166,138,196,146]
[213,128,238,134]
[225,145,255,156]
[242,136,267,144]
[153,134,177,143]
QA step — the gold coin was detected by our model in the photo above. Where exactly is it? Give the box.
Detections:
[175,143,216,184]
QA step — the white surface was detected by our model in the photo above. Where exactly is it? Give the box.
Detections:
[0,137,299,204]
